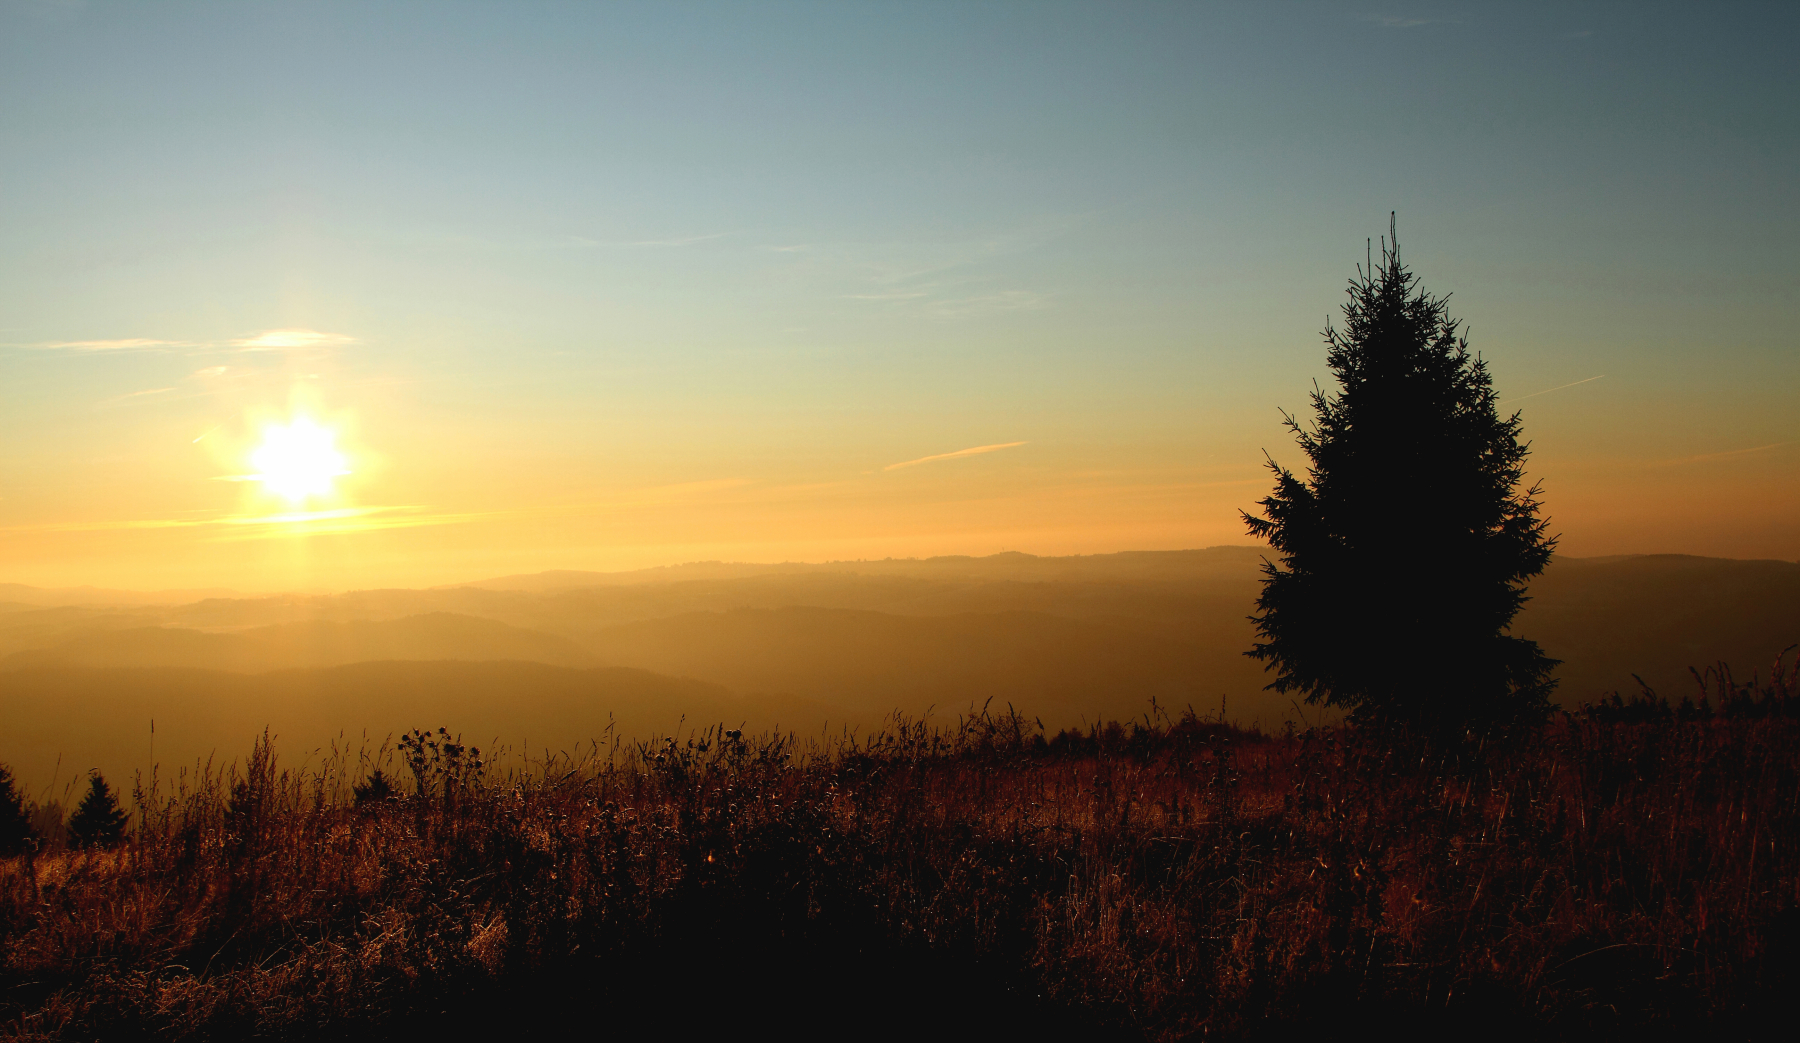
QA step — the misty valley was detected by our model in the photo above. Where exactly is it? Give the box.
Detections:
[3,548,1797,795]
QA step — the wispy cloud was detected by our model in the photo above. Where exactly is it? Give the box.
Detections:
[450,230,735,251]
[533,479,760,515]
[815,218,1075,319]
[1661,441,1793,467]
[843,281,1051,315]
[105,387,176,404]
[631,478,755,501]
[885,441,1028,472]
[13,330,360,354]
[618,232,732,248]
[20,338,182,352]
[230,329,357,351]
[3,506,396,532]
[211,469,352,485]
[218,506,395,526]
[204,507,494,541]
[662,233,728,247]
[1500,374,1605,405]
[928,290,1050,316]
[3,504,485,539]
[1363,13,1456,29]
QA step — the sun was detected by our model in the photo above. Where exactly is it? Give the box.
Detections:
[250,418,350,503]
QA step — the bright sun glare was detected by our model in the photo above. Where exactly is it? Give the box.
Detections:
[250,418,350,503]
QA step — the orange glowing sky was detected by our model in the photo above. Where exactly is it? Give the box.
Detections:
[1,3,1795,592]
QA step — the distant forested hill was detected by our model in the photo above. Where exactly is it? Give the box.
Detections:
[0,661,804,800]
[2,613,596,672]
[1519,554,1800,701]
[2,549,1795,791]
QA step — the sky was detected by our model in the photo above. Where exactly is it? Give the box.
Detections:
[1,0,1795,592]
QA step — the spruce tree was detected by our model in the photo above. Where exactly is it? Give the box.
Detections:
[352,769,397,805]
[67,773,128,849]
[0,764,36,856]
[1243,217,1557,730]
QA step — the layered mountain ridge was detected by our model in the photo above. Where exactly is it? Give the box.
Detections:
[3,548,1795,793]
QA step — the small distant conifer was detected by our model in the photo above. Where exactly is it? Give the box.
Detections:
[353,769,398,805]
[67,773,129,849]
[1243,216,1558,731]
[0,764,37,855]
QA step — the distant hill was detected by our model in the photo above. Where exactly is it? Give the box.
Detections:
[1519,554,1800,701]
[581,606,1264,725]
[1,613,596,672]
[0,604,157,659]
[1,549,1795,793]
[456,546,1270,591]
[0,661,799,797]
[436,549,1800,708]
[450,563,820,591]
[0,582,243,608]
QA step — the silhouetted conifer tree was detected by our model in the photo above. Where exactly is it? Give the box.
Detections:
[67,773,128,849]
[0,764,36,855]
[1243,217,1557,730]
[353,769,397,805]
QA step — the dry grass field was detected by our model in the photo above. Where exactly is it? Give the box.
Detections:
[2,662,1797,1040]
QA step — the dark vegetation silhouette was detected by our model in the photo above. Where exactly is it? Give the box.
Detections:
[64,774,127,850]
[1584,649,1800,723]
[350,768,397,805]
[0,766,34,856]
[1245,217,1557,731]
[1,663,1797,1040]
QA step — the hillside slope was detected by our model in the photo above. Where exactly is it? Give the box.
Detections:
[1,613,596,672]
[0,661,823,796]
[1,549,1794,796]
[581,606,1265,724]
[1519,554,1800,700]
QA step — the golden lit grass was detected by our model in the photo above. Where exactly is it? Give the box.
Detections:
[2,698,1796,1040]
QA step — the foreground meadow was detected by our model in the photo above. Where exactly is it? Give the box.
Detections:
[2,680,1796,1040]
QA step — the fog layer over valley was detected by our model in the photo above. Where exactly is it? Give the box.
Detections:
[3,547,1795,793]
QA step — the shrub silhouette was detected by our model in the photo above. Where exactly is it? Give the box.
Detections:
[0,764,35,856]
[1244,216,1558,731]
[66,773,128,850]
[0,707,1791,1039]
[352,768,398,805]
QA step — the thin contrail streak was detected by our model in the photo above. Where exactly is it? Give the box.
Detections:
[884,441,1027,471]
[1500,374,1605,405]
[1664,441,1793,466]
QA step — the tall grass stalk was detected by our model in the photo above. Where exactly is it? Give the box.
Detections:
[1,702,1794,1039]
